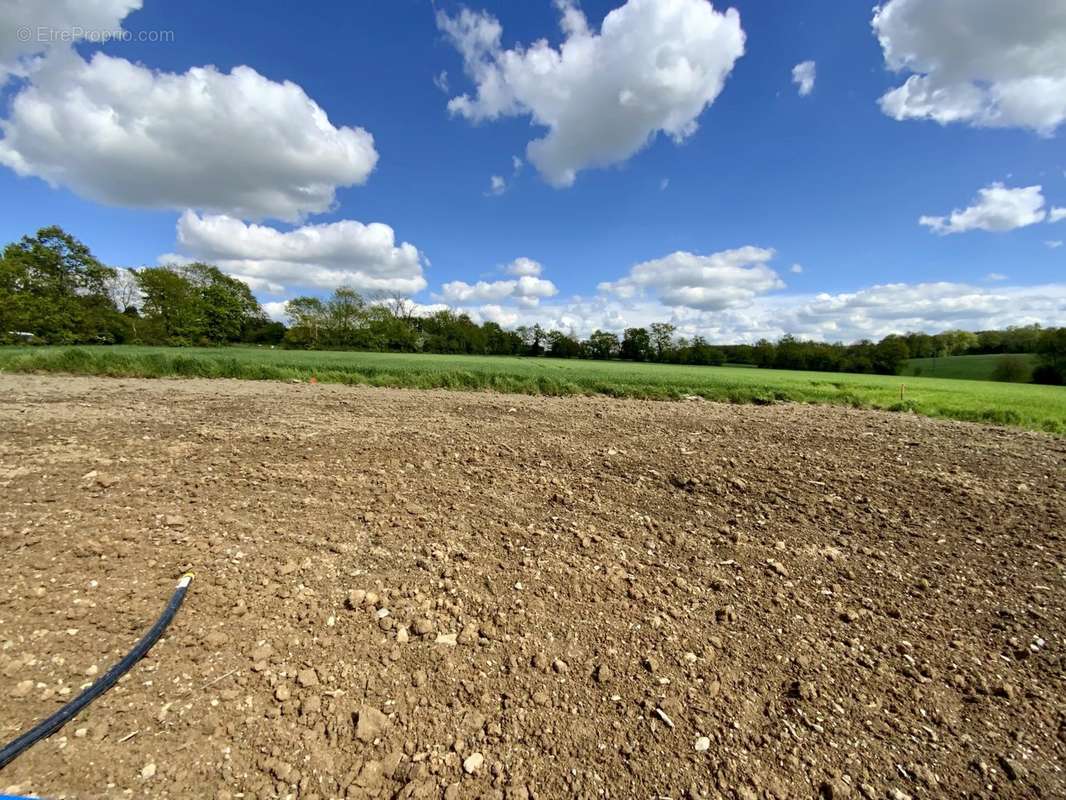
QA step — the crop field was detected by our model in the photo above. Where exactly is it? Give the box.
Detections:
[1,374,1063,798]
[1,344,1064,433]
[901,352,1038,381]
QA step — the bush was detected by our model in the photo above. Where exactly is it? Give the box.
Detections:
[1032,364,1064,385]
[991,356,1029,383]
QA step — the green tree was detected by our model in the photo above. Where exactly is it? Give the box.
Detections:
[586,330,620,359]
[134,267,204,342]
[183,263,264,343]
[649,322,677,361]
[0,226,119,343]
[284,296,328,348]
[620,327,651,361]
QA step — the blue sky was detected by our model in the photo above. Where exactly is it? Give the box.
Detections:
[1,0,1064,342]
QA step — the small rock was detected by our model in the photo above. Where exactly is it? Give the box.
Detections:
[412,618,434,636]
[396,626,410,644]
[163,515,186,528]
[694,736,710,752]
[356,760,384,789]
[552,658,568,674]
[435,632,458,646]
[10,679,34,698]
[275,685,291,702]
[655,708,675,728]
[594,664,612,683]
[278,561,298,576]
[205,630,229,648]
[993,683,1016,700]
[141,763,157,780]
[355,705,390,743]
[250,644,273,661]
[297,668,318,687]
[463,752,485,774]
[346,589,367,609]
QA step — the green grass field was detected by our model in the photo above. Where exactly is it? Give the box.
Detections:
[1,345,1063,433]
[901,353,1037,381]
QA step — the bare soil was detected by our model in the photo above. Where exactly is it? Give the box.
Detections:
[0,375,1064,800]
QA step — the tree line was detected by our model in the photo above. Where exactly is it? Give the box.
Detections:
[2,226,1064,383]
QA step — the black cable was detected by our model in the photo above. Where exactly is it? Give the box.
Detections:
[0,573,194,771]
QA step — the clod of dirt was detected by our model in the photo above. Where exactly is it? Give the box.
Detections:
[355,705,389,743]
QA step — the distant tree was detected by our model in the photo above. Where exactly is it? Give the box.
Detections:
[546,329,581,358]
[620,327,651,361]
[991,356,1029,383]
[873,335,910,374]
[284,296,327,348]
[586,329,620,360]
[649,322,677,361]
[183,263,264,343]
[1033,327,1066,384]
[134,267,203,343]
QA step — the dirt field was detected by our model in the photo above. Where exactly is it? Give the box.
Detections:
[0,375,1063,800]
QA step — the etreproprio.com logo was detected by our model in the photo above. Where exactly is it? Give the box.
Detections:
[15,26,175,45]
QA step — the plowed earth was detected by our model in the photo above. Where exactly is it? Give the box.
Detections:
[0,375,1064,800]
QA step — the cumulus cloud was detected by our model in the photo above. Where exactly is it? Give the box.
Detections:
[599,246,784,311]
[172,211,427,296]
[791,61,816,96]
[503,257,543,277]
[451,280,1066,344]
[919,183,1048,234]
[1050,207,1066,223]
[0,0,141,75]
[433,70,449,92]
[790,263,803,274]
[262,301,290,322]
[872,0,1066,134]
[1047,240,1064,249]
[437,0,745,187]
[439,274,558,308]
[0,50,378,221]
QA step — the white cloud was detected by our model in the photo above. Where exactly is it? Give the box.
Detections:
[985,272,1008,281]
[790,263,803,274]
[172,211,427,296]
[487,175,506,195]
[919,183,1048,234]
[433,70,449,92]
[512,155,523,173]
[437,0,745,187]
[660,177,670,191]
[791,61,816,96]
[262,301,290,322]
[0,0,141,76]
[599,246,784,311]
[503,257,543,277]
[0,49,378,222]
[872,0,1066,134]
[1050,207,1066,223]
[1047,240,1064,249]
[455,280,1066,344]
[439,274,558,308]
